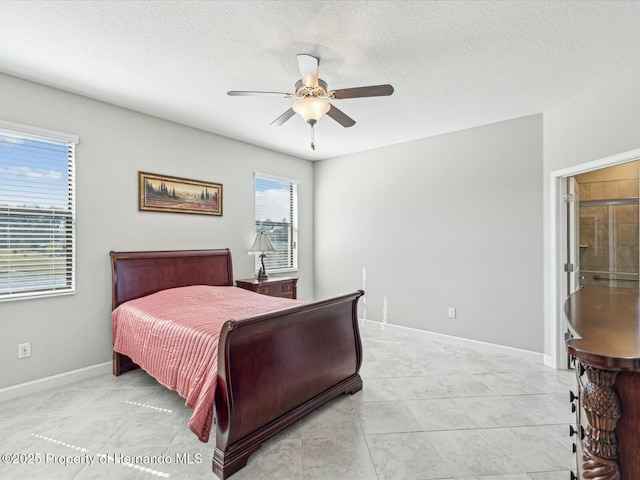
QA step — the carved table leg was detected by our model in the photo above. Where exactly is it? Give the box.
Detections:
[580,363,621,480]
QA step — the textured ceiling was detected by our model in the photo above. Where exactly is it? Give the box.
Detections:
[1,1,640,161]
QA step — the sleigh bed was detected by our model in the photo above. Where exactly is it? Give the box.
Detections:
[109,249,364,479]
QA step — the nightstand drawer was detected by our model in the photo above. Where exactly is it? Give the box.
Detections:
[236,277,298,299]
[257,285,273,296]
[281,282,296,298]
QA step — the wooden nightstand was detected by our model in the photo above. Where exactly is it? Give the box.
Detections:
[235,277,298,299]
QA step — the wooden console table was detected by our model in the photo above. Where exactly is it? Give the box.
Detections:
[565,286,640,480]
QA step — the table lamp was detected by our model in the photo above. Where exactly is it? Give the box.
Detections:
[249,233,276,280]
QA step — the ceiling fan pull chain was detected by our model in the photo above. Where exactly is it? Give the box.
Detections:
[310,124,316,150]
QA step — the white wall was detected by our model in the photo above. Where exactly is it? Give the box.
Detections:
[543,66,640,357]
[314,115,543,352]
[0,73,314,389]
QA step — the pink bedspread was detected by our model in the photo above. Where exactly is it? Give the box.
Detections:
[111,285,305,442]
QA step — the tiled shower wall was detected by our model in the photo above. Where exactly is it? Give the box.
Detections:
[578,164,639,288]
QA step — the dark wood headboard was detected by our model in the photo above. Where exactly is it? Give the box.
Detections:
[110,249,234,309]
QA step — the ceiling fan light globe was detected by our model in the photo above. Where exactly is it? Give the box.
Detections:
[293,97,330,123]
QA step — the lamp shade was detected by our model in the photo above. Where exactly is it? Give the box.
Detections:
[292,97,330,124]
[249,233,276,253]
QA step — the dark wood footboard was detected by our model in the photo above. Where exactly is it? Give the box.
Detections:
[213,290,364,479]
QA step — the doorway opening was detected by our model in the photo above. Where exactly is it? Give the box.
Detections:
[549,148,640,370]
[571,162,640,290]
[561,162,640,368]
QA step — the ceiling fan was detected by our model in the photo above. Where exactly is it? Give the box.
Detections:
[227,54,394,150]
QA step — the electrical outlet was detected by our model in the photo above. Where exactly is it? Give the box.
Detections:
[18,342,31,359]
[448,307,456,319]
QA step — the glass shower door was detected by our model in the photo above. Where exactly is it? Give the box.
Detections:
[579,199,639,289]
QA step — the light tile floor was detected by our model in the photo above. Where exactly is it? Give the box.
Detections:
[0,320,576,479]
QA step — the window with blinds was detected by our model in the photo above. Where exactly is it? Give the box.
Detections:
[0,123,78,301]
[255,173,298,272]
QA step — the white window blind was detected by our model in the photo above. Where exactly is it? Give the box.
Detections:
[0,123,77,301]
[255,173,298,272]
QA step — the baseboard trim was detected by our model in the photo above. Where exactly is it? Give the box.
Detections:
[360,319,545,364]
[0,362,112,402]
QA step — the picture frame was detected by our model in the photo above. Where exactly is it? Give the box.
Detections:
[138,171,223,216]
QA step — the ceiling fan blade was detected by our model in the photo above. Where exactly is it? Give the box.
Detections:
[227,91,292,97]
[270,108,296,126]
[330,84,394,100]
[326,105,356,128]
[297,54,319,88]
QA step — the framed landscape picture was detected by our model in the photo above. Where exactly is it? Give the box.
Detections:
[138,172,222,216]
